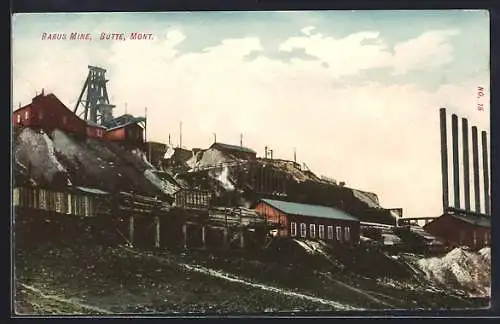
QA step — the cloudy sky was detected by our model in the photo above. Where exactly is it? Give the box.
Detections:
[12,10,490,218]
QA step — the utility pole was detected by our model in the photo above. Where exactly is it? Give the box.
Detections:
[144,107,148,142]
[240,134,243,147]
[179,121,182,148]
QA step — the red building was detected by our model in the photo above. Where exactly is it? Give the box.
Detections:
[13,92,86,135]
[104,122,144,145]
[86,122,106,139]
[423,211,490,249]
[255,198,360,245]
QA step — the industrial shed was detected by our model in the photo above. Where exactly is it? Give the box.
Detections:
[209,142,257,161]
[255,198,360,245]
[86,121,106,139]
[423,211,491,249]
[13,92,87,136]
[104,122,144,145]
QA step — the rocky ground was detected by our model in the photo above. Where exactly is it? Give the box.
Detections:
[13,238,489,316]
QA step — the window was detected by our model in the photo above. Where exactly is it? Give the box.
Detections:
[290,222,297,237]
[300,223,307,238]
[55,192,63,213]
[24,111,29,120]
[13,188,20,206]
[39,189,47,210]
[344,227,351,241]
[485,232,489,245]
[16,114,21,123]
[39,111,43,120]
[67,194,72,214]
[310,224,316,238]
[62,116,68,124]
[319,225,325,239]
[327,226,334,240]
[473,230,477,245]
[336,226,342,241]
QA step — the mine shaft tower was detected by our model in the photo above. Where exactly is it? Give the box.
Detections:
[74,65,116,125]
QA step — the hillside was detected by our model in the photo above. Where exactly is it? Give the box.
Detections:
[12,127,490,314]
[13,127,180,200]
[14,237,489,315]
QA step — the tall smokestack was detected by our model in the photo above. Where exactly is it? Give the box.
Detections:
[482,131,490,215]
[439,108,449,212]
[462,118,470,211]
[472,126,481,213]
[294,148,296,163]
[451,114,460,208]
[240,134,243,147]
[265,146,268,159]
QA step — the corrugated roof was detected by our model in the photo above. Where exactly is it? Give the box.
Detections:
[210,142,256,154]
[105,121,143,132]
[260,199,359,222]
[75,186,109,195]
[450,213,491,228]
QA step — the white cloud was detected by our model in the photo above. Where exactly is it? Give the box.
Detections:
[280,27,461,77]
[301,26,316,35]
[12,27,489,218]
[391,29,460,75]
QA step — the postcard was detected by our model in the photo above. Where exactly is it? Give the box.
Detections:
[11,10,491,315]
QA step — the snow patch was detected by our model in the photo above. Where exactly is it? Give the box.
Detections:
[15,128,68,183]
[131,148,154,169]
[293,239,332,259]
[216,166,235,191]
[180,263,357,310]
[187,148,233,170]
[415,248,491,297]
[144,169,179,196]
[41,132,67,173]
[164,145,175,159]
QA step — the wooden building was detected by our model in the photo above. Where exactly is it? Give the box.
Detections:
[13,92,87,135]
[104,122,144,145]
[210,142,257,160]
[86,122,107,139]
[13,185,110,217]
[423,211,491,249]
[174,189,212,210]
[255,198,360,245]
[144,141,168,167]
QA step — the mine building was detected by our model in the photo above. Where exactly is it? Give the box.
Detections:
[209,142,257,161]
[104,121,145,145]
[13,185,112,219]
[86,121,107,139]
[421,108,491,249]
[13,92,87,136]
[423,208,490,248]
[144,141,168,167]
[174,188,212,210]
[255,198,360,245]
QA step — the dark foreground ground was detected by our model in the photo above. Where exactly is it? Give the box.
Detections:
[13,239,488,315]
